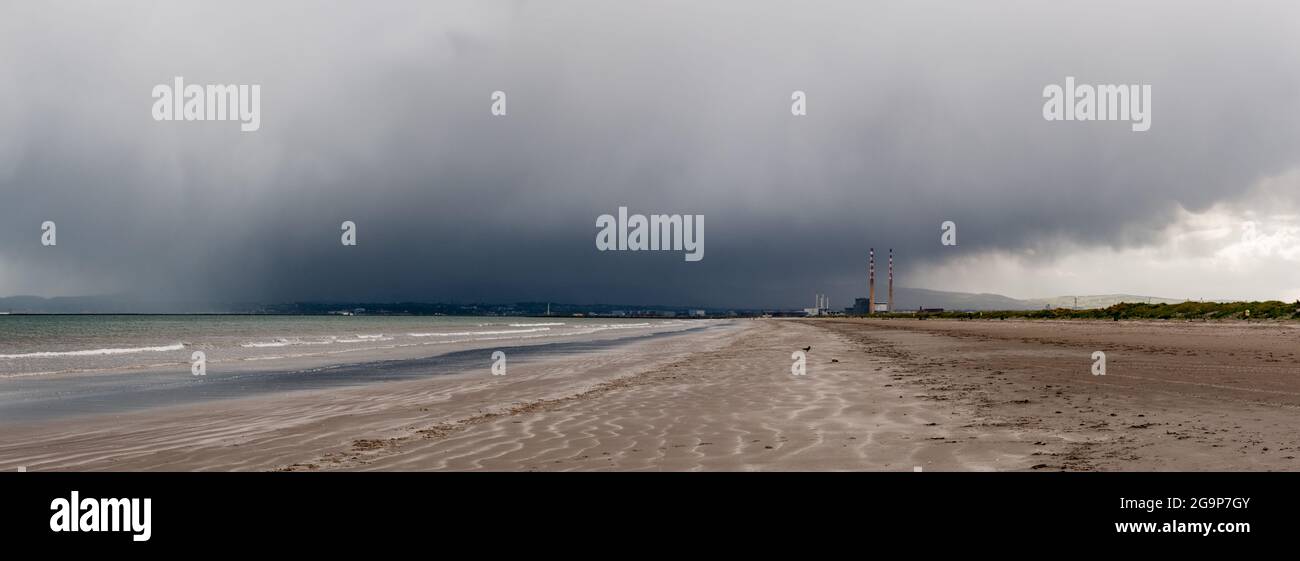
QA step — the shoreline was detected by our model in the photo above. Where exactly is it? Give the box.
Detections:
[4,318,1296,471]
[0,323,720,424]
[0,321,750,471]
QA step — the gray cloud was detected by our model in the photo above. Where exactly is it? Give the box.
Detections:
[2,0,1299,308]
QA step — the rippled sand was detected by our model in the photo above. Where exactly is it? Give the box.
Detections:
[7,318,1292,471]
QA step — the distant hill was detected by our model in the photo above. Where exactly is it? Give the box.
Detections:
[889,288,1184,312]
[891,288,1036,311]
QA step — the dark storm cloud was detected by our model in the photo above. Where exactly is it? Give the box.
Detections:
[2,0,1299,308]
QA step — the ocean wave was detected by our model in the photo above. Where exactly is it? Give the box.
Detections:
[0,343,186,360]
[241,334,397,347]
[0,360,190,379]
[337,336,394,343]
[241,340,293,348]
[508,322,566,327]
[240,337,336,348]
[408,327,552,337]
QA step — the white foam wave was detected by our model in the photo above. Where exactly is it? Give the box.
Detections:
[0,343,186,360]
[408,327,551,337]
[337,336,394,343]
[240,337,336,348]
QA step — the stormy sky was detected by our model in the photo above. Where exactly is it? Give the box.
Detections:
[2,0,1300,309]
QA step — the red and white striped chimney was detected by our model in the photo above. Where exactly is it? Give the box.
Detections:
[868,248,875,314]
[888,248,894,313]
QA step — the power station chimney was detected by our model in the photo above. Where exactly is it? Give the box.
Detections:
[888,248,894,313]
[868,248,875,315]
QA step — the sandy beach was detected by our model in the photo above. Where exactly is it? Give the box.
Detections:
[3,318,1298,471]
[819,318,1300,471]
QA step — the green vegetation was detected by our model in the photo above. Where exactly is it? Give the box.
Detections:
[882,301,1300,321]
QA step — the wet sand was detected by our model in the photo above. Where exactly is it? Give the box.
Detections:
[0,324,715,423]
[0,322,745,471]
[3,318,1296,471]
[350,318,1040,471]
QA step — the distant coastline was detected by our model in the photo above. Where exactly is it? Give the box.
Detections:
[1,291,1290,319]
